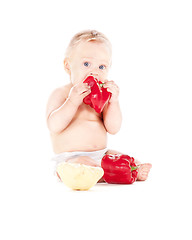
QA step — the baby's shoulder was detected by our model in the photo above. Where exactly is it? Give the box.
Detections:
[47,84,72,107]
[46,83,72,118]
[50,83,72,99]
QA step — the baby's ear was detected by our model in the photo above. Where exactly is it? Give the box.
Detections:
[64,58,71,74]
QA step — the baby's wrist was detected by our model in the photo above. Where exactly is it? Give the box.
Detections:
[109,97,119,104]
[67,97,80,108]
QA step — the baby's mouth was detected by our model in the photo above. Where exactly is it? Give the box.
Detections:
[87,73,98,79]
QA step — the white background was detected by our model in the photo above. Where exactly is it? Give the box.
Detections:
[0,0,191,239]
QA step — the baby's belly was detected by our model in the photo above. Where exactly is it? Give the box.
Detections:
[51,119,107,153]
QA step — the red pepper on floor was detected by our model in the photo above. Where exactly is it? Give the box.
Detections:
[101,154,139,184]
[83,76,111,113]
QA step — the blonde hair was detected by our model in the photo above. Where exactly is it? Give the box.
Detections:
[65,30,112,58]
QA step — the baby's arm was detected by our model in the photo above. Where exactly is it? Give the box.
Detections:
[46,83,91,133]
[102,81,122,134]
[103,101,122,134]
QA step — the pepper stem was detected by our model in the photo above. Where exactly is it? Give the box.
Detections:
[131,166,139,171]
[99,83,105,87]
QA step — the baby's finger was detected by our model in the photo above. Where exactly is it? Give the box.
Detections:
[103,79,109,83]
[103,80,115,88]
[78,84,90,93]
[81,88,91,97]
[106,83,119,91]
[105,87,113,94]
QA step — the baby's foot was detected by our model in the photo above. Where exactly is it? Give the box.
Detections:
[136,163,152,181]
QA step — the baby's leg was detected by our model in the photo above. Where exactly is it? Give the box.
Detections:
[66,156,100,167]
[106,149,152,181]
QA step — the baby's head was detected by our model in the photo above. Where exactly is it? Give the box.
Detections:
[64,30,112,84]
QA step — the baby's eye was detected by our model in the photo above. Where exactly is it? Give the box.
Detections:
[84,62,90,67]
[99,65,106,70]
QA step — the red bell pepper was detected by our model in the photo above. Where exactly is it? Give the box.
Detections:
[101,154,139,184]
[83,76,111,113]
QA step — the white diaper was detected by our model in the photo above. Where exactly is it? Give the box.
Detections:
[52,148,108,168]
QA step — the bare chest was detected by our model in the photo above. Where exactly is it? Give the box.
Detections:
[74,103,102,121]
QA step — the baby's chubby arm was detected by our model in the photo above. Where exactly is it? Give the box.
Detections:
[102,81,122,134]
[46,83,91,133]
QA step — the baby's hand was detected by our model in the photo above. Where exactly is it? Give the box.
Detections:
[68,82,91,106]
[103,80,119,103]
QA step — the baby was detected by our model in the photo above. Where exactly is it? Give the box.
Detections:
[46,30,152,181]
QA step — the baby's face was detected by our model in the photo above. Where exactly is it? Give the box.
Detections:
[67,41,111,84]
